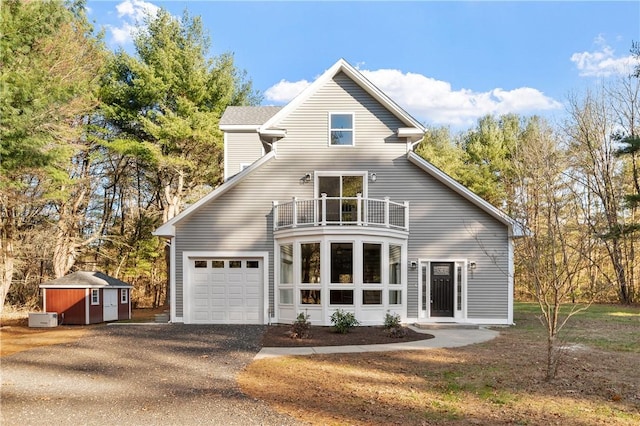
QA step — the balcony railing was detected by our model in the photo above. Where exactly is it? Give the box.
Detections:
[273,194,409,231]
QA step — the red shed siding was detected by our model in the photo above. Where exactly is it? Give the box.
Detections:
[118,289,131,320]
[45,289,86,325]
[89,289,103,324]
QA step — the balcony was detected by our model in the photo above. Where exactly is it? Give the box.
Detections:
[273,194,409,231]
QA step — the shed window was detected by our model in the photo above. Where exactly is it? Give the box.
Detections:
[120,289,128,304]
[329,113,354,146]
[91,289,100,305]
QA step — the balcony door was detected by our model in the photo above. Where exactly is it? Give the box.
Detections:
[317,174,365,223]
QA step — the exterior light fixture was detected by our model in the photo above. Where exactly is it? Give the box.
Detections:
[469,261,476,270]
[369,172,377,182]
[301,172,312,183]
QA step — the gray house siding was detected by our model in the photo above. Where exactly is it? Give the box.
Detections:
[170,68,511,323]
[225,132,264,179]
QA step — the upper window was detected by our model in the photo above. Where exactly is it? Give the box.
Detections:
[329,113,354,146]
[120,289,128,304]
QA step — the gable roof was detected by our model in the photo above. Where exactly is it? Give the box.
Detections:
[407,151,524,237]
[259,58,425,141]
[39,271,133,288]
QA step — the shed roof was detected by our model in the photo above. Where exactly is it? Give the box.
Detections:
[40,271,133,288]
[219,106,283,126]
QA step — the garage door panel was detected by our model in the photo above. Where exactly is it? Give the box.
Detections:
[188,258,263,324]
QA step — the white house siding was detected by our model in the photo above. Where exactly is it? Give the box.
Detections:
[173,72,510,322]
[225,132,263,180]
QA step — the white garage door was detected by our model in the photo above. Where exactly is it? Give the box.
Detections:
[189,258,263,324]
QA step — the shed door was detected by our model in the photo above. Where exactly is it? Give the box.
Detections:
[189,258,263,324]
[103,289,118,321]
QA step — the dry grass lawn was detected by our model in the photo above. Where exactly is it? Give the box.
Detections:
[239,303,640,425]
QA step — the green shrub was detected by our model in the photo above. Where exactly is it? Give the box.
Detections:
[383,312,401,329]
[330,309,359,334]
[288,312,311,339]
[384,312,407,338]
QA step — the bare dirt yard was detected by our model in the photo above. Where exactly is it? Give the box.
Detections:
[0,307,164,356]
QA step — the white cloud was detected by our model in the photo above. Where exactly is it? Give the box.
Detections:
[264,68,562,128]
[571,36,635,77]
[106,0,160,46]
[264,79,312,103]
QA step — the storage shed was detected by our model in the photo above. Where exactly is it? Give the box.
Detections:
[40,271,133,325]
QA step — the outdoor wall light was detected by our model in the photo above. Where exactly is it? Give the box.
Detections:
[301,172,312,183]
[469,261,477,270]
[369,172,377,182]
[410,260,418,269]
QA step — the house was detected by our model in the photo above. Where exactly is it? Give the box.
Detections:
[154,59,521,326]
[39,271,133,325]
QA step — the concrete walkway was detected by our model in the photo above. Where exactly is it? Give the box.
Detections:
[255,326,499,359]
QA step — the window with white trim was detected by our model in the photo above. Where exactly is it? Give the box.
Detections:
[91,289,100,305]
[120,289,128,304]
[329,113,354,146]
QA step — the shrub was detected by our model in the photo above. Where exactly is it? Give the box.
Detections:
[330,309,359,334]
[383,312,401,329]
[288,312,311,339]
[384,312,407,338]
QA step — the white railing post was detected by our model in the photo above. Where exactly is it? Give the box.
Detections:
[404,201,410,231]
[321,193,327,226]
[356,193,362,226]
[384,197,390,228]
[292,197,298,228]
[273,201,279,230]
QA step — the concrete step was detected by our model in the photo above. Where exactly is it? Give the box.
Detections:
[412,323,480,330]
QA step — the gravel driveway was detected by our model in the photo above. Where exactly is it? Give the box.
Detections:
[1,324,302,425]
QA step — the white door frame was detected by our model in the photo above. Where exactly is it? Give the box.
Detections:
[417,259,468,321]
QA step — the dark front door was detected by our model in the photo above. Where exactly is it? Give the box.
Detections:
[430,262,454,317]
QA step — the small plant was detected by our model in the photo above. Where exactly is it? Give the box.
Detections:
[384,312,407,338]
[383,312,401,329]
[288,312,311,339]
[330,309,359,334]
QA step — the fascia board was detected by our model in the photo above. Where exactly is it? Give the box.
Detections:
[339,64,426,131]
[259,58,426,134]
[258,129,286,138]
[39,285,133,289]
[152,151,277,238]
[398,127,425,141]
[259,59,345,132]
[407,151,523,237]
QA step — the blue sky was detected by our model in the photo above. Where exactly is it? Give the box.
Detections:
[87,0,640,129]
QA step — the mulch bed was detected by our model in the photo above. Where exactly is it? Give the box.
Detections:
[261,324,433,347]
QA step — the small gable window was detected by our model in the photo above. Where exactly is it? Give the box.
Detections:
[329,113,354,146]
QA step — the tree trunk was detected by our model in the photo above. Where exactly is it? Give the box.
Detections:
[0,236,14,315]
